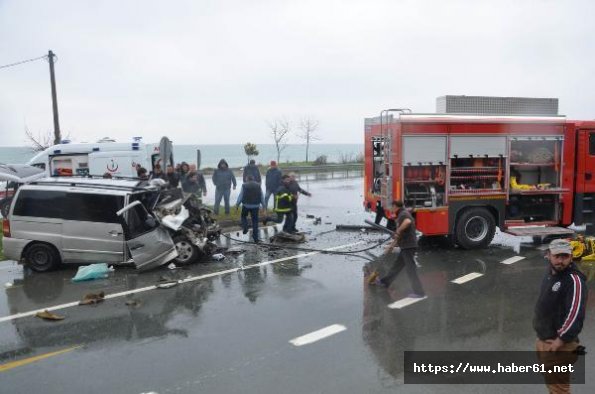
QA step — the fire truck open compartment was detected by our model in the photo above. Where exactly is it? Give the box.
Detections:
[506,136,564,224]
[364,112,595,248]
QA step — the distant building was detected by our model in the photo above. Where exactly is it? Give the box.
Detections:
[436,95,559,115]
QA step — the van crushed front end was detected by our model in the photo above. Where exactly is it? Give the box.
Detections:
[152,189,220,265]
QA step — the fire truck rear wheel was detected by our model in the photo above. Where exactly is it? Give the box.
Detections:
[173,236,200,265]
[455,208,496,249]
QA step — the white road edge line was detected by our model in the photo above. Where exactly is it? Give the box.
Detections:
[289,324,347,346]
[500,256,526,265]
[451,272,484,284]
[0,241,365,324]
[388,296,428,309]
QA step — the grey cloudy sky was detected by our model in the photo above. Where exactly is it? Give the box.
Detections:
[1,0,594,146]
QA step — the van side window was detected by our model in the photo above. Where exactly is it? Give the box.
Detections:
[64,193,124,223]
[590,132,595,155]
[13,190,68,218]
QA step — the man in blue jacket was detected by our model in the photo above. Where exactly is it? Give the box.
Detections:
[212,159,236,215]
[533,238,587,393]
[236,175,265,243]
[264,161,282,210]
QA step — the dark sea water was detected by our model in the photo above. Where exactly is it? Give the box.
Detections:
[0,143,363,168]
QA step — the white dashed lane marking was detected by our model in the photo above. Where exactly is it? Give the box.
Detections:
[387,296,427,309]
[289,324,347,346]
[499,256,526,265]
[451,272,484,284]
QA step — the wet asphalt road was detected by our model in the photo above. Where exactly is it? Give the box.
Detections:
[1,176,594,394]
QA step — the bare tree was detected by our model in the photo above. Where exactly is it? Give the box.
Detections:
[268,118,291,163]
[24,125,53,152]
[298,117,320,163]
[24,124,69,152]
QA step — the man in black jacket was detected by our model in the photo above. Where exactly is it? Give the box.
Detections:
[373,200,425,298]
[533,238,587,393]
[243,159,262,184]
[288,173,311,233]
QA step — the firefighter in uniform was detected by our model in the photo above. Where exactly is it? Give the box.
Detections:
[534,238,587,394]
[263,174,294,233]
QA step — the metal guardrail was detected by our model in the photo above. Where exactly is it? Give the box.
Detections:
[278,163,363,172]
[202,163,363,174]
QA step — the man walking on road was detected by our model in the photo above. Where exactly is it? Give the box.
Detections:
[236,175,265,243]
[372,200,425,298]
[533,238,587,394]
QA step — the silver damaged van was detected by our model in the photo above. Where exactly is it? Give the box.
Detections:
[2,178,180,272]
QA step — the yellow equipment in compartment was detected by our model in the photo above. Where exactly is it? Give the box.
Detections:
[570,235,595,262]
[510,176,551,191]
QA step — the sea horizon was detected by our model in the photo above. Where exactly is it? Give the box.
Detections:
[0,143,364,168]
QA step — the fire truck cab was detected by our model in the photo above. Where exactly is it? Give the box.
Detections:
[364,110,595,248]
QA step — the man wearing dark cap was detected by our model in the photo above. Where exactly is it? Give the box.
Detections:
[243,159,262,184]
[264,160,282,210]
[534,238,587,393]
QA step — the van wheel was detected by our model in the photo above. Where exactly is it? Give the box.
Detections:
[173,236,199,265]
[26,244,60,272]
[455,208,496,249]
[0,198,11,218]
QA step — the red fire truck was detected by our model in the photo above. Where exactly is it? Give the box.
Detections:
[363,110,595,248]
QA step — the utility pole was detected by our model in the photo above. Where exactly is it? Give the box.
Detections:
[48,50,61,145]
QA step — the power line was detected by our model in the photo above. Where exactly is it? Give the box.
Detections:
[0,55,47,70]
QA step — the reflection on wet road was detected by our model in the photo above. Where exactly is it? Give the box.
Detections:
[0,177,594,393]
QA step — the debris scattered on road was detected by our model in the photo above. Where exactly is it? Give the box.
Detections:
[79,291,106,305]
[35,310,65,321]
[225,247,246,255]
[156,280,179,289]
[5,282,13,288]
[306,214,315,219]
[314,217,322,225]
[270,232,306,243]
[167,262,178,270]
[125,299,142,307]
[336,224,384,232]
[212,253,226,261]
[71,263,110,282]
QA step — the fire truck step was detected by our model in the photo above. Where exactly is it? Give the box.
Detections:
[504,226,575,237]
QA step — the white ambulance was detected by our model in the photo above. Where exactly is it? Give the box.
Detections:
[27,137,173,178]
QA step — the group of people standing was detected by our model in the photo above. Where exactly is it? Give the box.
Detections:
[135,158,311,243]
[138,162,208,199]
[232,159,311,243]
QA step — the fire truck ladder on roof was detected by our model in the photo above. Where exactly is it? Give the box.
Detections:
[379,109,411,208]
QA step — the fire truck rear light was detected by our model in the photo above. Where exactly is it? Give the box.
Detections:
[3,219,10,237]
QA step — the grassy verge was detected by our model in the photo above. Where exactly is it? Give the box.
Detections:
[206,205,275,231]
